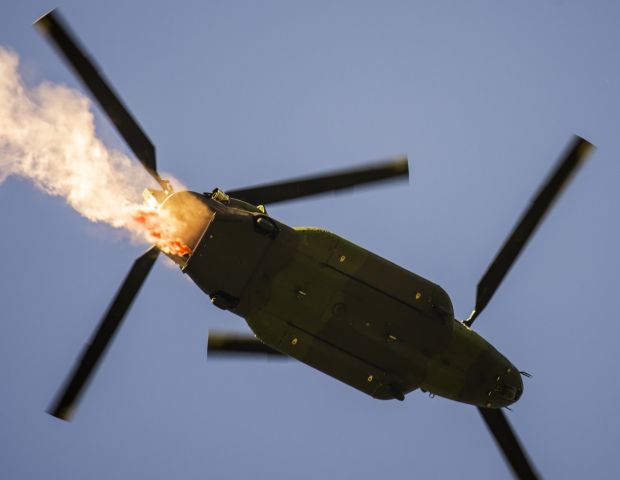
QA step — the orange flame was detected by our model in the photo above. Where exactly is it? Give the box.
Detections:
[131,207,193,256]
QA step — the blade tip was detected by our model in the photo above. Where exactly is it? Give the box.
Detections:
[47,404,73,421]
[574,135,596,153]
[567,136,596,171]
[33,9,57,29]
[389,155,409,177]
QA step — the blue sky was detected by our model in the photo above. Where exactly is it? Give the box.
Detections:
[1,1,619,478]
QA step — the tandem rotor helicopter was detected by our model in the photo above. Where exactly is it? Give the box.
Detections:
[34,9,594,480]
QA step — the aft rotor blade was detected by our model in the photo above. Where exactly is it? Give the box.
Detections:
[48,247,159,420]
[227,156,408,205]
[478,407,539,480]
[208,331,285,357]
[34,10,167,190]
[465,136,593,326]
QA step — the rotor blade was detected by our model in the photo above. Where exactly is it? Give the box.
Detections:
[227,156,408,205]
[34,10,168,190]
[207,331,285,357]
[478,407,539,480]
[48,247,159,420]
[465,136,593,326]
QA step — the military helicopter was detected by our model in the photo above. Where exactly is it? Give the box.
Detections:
[35,10,594,480]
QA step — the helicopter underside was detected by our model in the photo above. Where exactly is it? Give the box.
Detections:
[182,194,521,407]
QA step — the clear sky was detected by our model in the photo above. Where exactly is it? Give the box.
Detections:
[1,1,619,478]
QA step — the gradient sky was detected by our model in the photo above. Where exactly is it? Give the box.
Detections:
[2,1,619,479]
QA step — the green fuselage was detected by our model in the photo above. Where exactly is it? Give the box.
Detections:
[167,191,523,408]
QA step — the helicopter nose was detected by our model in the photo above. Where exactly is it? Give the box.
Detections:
[485,366,524,408]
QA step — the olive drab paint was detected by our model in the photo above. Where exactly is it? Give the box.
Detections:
[172,190,523,408]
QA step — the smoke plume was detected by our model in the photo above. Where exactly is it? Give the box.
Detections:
[0,46,196,255]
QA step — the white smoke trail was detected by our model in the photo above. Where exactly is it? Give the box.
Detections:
[0,46,197,254]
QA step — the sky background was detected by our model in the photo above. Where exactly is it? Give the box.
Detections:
[1,1,619,478]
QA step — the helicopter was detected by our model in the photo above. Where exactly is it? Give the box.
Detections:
[34,9,594,480]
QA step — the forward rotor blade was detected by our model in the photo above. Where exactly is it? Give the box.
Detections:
[465,136,593,326]
[208,331,285,357]
[34,10,168,190]
[48,247,159,420]
[227,156,408,205]
[478,407,539,480]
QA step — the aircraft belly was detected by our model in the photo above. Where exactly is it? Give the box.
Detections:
[185,214,493,403]
[243,227,456,400]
